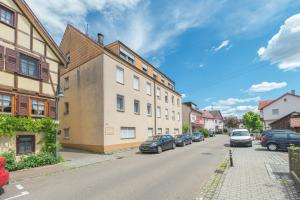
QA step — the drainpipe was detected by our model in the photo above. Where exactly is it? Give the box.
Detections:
[154,79,157,135]
[189,110,192,133]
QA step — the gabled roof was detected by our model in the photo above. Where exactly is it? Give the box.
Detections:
[201,111,215,119]
[15,0,66,65]
[209,110,224,120]
[258,93,300,110]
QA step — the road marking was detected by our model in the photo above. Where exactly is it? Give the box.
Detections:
[4,191,29,200]
[15,185,24,190]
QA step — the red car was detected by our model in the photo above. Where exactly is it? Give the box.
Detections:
[0,157,9,188]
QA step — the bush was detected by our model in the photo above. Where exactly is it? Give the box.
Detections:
[0,152,17,171]
[199,128,209,138]
[17,152,58,170]
[182,123,190,133]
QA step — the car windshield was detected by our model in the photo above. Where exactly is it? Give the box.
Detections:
[146,136,161,142]
[232,131,250,136]
[192,133,200,136]
[175,135,183,138]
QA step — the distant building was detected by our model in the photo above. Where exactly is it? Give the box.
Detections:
[269,112,300,133]
[258,91,300,130]
[209,110,224,132]
[182,102,204,132]
[202,111,216,132]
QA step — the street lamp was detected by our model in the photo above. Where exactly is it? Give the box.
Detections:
[55,86,64,160]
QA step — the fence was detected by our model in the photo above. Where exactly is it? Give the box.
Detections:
[289,147,300,182]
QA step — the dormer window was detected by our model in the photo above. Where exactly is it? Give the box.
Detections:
[142,64,148,72]
[0,5,14,26]
[120,47,135,65]
[153,71,157,79]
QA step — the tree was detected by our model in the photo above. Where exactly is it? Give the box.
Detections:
[224,116,240,129]
[182,123,190,133]
[242,112,263,132]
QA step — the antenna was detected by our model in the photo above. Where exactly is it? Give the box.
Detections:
[86,23,89,36]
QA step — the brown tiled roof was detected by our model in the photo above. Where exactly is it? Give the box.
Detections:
[201,111,215,119]
[258,100,273,110]
[209,110,223,120]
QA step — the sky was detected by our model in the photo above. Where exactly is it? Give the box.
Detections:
[27,0,300,117]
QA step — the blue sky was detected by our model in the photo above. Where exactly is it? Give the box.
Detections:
[27,0,300,116]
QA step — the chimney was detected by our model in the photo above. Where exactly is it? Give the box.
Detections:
[291,90,295,95]
[97,33,104,46]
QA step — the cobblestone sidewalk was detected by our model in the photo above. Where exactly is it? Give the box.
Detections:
[211,143,300,200]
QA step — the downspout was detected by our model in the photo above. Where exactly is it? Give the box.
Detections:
[189,110,192,133]
[154,79,157,135]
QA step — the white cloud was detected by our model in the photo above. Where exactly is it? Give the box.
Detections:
[249,81,287,92]
[212,40,230,52]
[181,94,186,99]
[258,13,300,70]
[216,96,261,106]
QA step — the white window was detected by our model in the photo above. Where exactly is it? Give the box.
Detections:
[117,94,124,112]
[147,128,153,137]
[156,87,161,99]
[133,76,140,90]
[177,112,180,121]
[157,106,161,118]
[142,64,148,72]
[120,127,136,139]
[174,128,179,135]
[147,103,152,116]
[191,114,196,122]
[166,128,169,134]
[157,128,162,135]
[165,109,169,120]
[116,67,124,84]
[172,111,175,121]
[134,100,140,114]
[272,109,279,115]
[146,82,151,95]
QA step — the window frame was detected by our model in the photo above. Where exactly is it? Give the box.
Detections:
[0,94,12,114]
[31,99,46,116]
[116,66,124,84]
[146,82,152,96]
[133,75,140,91]
[272,109,279,115]
[64,76,69,90]
[16,135,35,155]
[147,103,152,116]
[64,128,70,139]
[157,106,161,118]
[120,127,136,139]
[165,108,169,120]
[64,102,69,115]
[134,99,140,115]
[116,94,125,112]
[19,53,40,79]
[0,4,15,27]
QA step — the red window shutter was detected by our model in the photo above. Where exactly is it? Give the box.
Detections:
[0,46,4,70]
[48,100,56,119]
[40,62,50,82]
[17,95,29,116]
[5,48,18,73]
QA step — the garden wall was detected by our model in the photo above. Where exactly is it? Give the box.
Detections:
[289,147,300,183]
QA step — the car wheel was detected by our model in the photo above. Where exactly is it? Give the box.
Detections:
[172,143,176,149]
[267,143,278,151]
[157,146,162,154]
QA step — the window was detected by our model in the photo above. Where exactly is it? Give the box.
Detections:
[31,99,45,116]
[19,54,39,78]
[174,128,179,135]
[0,5,14,26]
[161,79,165,84]
[172,111,175,121]
[64,128,70,139]
[142,64,148,72]
[147,103,152,116]
[0,94,12,113]
[134,100,140,114]
[177,112,180,121]
[116,67,124,84]
[172,95,174,105]
[133,76,140,90]
[166,128,170,134]
[117,95,124,112]
[146,82,151,95]
[147,128,153,137]
[157,106,161,118]
[165,92,168,103]
[272,133,287,139]
[272,109,279,115]
[157,128,162,135]
[153,71,157,79]
[120,127,136,139]
[120,47,135,65]
[17,135,35,155]
[168,83,174,90]
[177,98,180,106]
[156,87,161,99]
[64,102,69,115]
[66,52,71,63]
[165,109,169,120]
[64,77,69,90]
[290,134,300,139]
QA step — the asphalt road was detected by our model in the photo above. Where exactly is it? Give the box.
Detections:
[1,135,229,200]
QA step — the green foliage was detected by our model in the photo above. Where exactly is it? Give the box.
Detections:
[0,152,17,171]
[182,123,190,133]
[199,127,209,138]
[242,112,263,133]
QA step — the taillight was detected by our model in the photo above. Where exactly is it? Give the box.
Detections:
[261,137,268,143]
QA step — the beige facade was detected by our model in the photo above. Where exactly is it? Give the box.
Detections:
[0,0,66,155]
[59,25,182,153]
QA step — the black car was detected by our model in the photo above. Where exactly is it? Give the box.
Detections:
[139,135,176,154]
[192,132,205,142]
[175,134,192,146]
[261,130,300,151]
[209,131,215,137]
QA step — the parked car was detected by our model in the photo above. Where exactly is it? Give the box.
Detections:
[139,135,176,154]
[230,129,252,147]
[0,157,9,189]
[209,131,215,137]
[261,130,300,151]
[175,134,193,146]
[192,132,205,142]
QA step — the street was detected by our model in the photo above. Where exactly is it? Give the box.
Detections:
[1,135,228,200]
